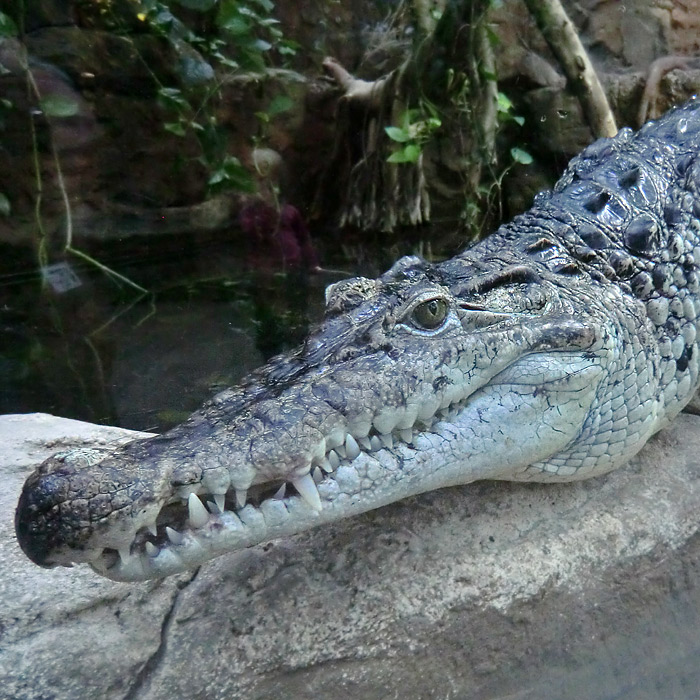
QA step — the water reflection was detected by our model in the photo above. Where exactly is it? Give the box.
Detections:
[1,236,347,432]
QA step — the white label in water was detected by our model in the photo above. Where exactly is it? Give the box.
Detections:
[41,262,82,293]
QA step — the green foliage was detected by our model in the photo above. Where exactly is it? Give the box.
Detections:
[510,147,533,165]
[132,0,295,194]
[496,92,533,164]
[496,91,524,126]
[0,10,17,37]
[387,143,421,164]
[385,108,442,164]
[208,155,255,193]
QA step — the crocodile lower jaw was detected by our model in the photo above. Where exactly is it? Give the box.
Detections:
[89,406,468,581]
[87,349,602,581]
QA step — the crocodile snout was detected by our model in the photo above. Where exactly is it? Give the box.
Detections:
[15,450,100,567]
[15,445,169,568]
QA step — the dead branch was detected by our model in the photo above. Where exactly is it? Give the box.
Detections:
[318,0,495,232]
[322,57,390,109]
[522,0,617,138]
[638,56,689,125]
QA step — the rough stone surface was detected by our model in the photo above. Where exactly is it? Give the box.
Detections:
[2,411,700,698]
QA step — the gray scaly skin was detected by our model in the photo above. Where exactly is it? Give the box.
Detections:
[15,99,700,581]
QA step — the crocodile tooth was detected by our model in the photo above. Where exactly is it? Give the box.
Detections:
[166,526,184,545]
[207,500,217,513]
[292,473,322,511]
[320,456,333,473]
[358,436,372,451]
[145,542,159,558]
[400,428,413,444]
[345,434,360,460]
[312,466,323,484]
[370,435,382,451]
[118,547,131,563]
[335,444,347,459]
[328,450,340,469]
[188,493,209,529]
[273,483,286,500]
[380,433,393,448]
[214,493,226,513]
[147,523,158,537]
[235,489,247,508]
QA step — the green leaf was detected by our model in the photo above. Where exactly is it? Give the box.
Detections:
[510,147,533,165]
[387,144,421,163]
[157,87,189,109]
[512,115,525,126]
[384,126,411,143]
[164,121,187,136]
[278,42,298,56]
[208,156,255,193]
[174,0,217,10]
[496,92,513,113]
[401,109,420,129]
[267,94,294,117]
[238,6,262,19]
[40,95,79,118]
[212,52,239,69]
[0,192,10,216]
[0,11,17,37]
[485,24,501,46]
[254,38,272,52]
[237,46,266,71]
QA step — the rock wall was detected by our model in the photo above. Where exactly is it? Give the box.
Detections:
[0,0,389,247]
[2,412,700,699]
[3,0,700,248]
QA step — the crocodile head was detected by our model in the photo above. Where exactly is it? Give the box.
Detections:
[16,252,618,581]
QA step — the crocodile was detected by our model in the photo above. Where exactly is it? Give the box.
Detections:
[15,99,700,582]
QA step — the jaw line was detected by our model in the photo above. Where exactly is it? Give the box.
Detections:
[89,430,448,581]
[89,355,600,582]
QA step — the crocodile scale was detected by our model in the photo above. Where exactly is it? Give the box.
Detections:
[14,98,700,581]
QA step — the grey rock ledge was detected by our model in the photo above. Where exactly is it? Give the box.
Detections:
[2,412,700,700]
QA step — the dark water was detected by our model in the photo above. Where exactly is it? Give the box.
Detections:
[3,231,700,700]
[0,232,423,432]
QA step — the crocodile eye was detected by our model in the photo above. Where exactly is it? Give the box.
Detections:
[410,297,448,330]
